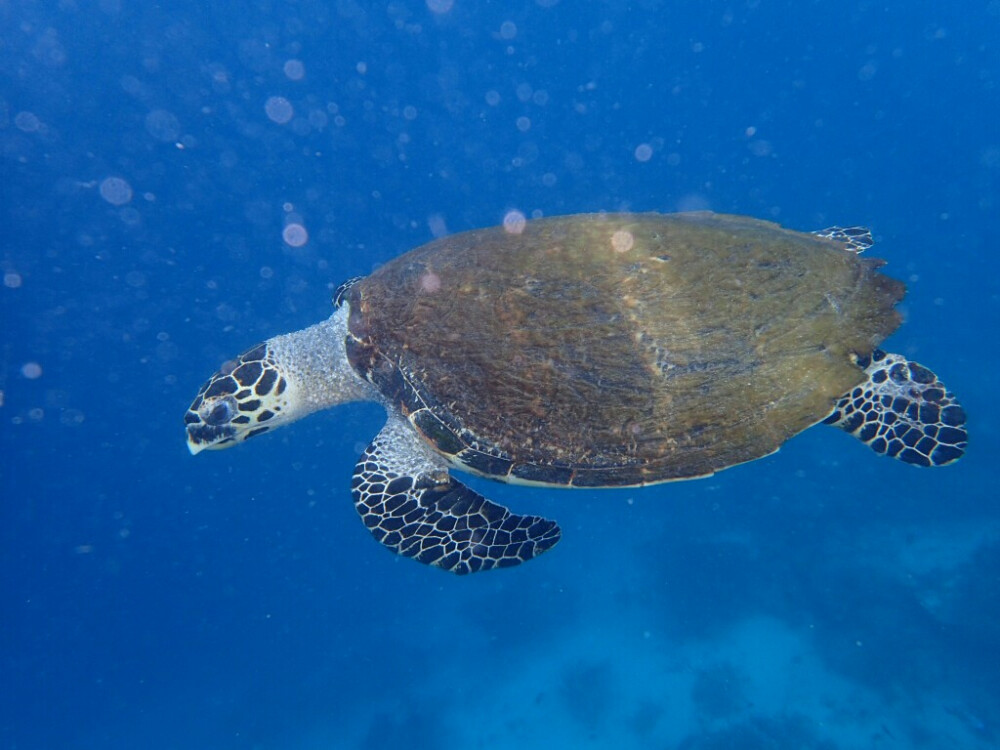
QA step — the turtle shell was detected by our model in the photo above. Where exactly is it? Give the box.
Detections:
[344,212,905,487]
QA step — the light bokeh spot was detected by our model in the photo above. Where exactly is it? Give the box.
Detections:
[99,177,133,206]
[283,223,308,247]
[283,59,305,80]
[611,230,635,253]
[503,210,527,234]
[634,143,653,162]
[265,96,294,124]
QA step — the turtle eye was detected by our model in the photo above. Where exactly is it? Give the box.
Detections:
[203,397,236,426]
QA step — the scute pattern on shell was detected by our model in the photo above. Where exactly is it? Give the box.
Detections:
[346,212,906,486]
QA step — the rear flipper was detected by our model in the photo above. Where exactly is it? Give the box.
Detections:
[811,226,875,254]
[824,349,968,466]
[352,413,561,574]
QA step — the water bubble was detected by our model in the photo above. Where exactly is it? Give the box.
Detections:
[99,177,133,206]
[265,96,294,124]
[485,90,501,106]
[283,59,305,80]
[515,116,531,132]
[500,21,518,40]
[283,223,308,247]
[22,362,42,379]
[634,143,653,162]
[503,210,526,234]
[4,272,22,288]
[426,0,454,13]
[402,105,417,120]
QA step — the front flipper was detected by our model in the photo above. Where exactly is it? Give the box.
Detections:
[351,413,561,574]
[824,350,968,467]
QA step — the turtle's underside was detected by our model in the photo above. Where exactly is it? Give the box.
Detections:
[185,212,968,574]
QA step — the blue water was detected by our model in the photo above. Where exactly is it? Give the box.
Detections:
[3,2,998,748]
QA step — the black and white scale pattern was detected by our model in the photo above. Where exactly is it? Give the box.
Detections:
[351,414,561,575]
[184,342,289,449]
[811,226,875,254]
[824,349,967,467]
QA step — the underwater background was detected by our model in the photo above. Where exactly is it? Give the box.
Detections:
[2,1,999,748]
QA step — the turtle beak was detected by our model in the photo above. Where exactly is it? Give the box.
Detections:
[185,420,237,454]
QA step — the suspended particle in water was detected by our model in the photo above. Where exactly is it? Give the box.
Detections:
[99,177,133,206]
[634,143,653,162]
[611,230,635,254]
[265,96,294,124]
[283,59,305,80]
[21,362,42,379]
[503,210,526,234]
[283,223,308,247]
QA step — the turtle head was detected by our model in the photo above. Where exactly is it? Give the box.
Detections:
[185,341,300,454]
[185,309,373,455]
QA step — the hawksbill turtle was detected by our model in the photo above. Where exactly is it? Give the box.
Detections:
[184,212,968,574]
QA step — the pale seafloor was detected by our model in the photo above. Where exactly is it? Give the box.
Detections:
[2,2,998,749]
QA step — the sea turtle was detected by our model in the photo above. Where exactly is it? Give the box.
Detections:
[184,212,968,575]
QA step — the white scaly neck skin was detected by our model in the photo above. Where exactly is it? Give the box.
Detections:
[186,304,377,453]
[266,304,375,421]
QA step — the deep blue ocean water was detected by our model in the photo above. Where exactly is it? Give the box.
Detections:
[2,2,999,748]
